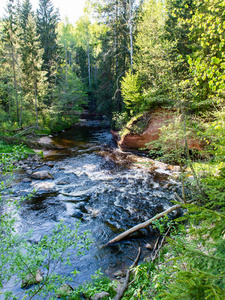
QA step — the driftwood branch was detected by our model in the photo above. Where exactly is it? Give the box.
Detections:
[113,247,141,300]
[105,204,182,246]
[174,192,185,203]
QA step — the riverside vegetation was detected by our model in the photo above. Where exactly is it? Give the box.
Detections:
[1,0,225,299]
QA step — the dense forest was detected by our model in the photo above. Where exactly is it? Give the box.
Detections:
[0,0,225,299]
[0,0,224,129]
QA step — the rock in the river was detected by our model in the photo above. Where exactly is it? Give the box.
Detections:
[21,164,28,170]
[71,210,83,219]
[22,177,32,183]
[26,170,33,175]
[163,183,170,189]
[21,269,43,288]
[56,179,69,185]
[145,239,158,250]
[91,291,110,300]
[46,162,54,168]
[114,270,125,278]
[31,171,54,180]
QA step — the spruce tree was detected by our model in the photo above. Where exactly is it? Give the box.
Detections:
[2,0,21,123]
[20,13,47,127]
[19,0,33,32]
[37,0,59,97]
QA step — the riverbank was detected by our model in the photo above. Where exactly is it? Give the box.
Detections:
[1,123,224,299]
[0,126,184,299]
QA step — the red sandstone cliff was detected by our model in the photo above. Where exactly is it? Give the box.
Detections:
[112,108,204,152]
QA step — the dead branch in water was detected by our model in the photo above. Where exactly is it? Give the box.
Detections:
[113,247,141,300]
[105,204,182,246]
[151,227,171,261]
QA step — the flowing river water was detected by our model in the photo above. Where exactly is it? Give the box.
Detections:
[3,125,181,296]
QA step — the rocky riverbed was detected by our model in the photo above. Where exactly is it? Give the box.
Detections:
[1,127,181,296]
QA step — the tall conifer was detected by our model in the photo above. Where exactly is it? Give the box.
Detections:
[37,0,59,94]
[20,13,47,127]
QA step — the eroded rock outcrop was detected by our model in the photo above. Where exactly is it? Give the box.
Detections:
[113,108,204,152]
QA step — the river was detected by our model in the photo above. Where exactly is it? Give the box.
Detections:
[3,125,180,297]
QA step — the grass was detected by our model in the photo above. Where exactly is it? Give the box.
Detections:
[0,141,35,154]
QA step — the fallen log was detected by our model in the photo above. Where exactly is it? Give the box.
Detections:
[13,126,36,137]
[105,204,182,246]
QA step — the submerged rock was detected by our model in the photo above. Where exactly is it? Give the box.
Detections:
[56,179,70,185]
[71,210,84,219]
[46,162,54,168]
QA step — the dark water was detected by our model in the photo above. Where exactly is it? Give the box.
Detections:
[3,127,179,297]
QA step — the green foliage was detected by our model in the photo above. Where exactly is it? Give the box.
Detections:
[0,142,34,173]
[188,0,225,108]
[0,141,33,154]
[121,72,144,114]
[134,0,177,109]
[117,112,150,138]
[112,111,130,130]
[70,270,117,299]
[54,67,88,119]
[146,113,188,163]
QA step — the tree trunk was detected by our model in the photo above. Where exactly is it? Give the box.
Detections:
[18,68,23,127]
[129,0,133,72]
[64,42,68,85]
[87,34,91,87]
[34,81,38,127]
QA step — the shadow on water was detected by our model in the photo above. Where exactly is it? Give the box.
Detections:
[6,126,179,296]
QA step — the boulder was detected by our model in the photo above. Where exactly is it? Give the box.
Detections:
[26,170,33,175]
[31,171,54,180]
[145,238,158,250]
[21,269,43,288]
[22,177,32,183]
[114,270,125,278]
